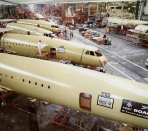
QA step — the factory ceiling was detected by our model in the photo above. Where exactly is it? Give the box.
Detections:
[0,0,138,5]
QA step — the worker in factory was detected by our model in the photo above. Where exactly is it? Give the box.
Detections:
[38,40,42,56]
[65,29,67,36]
[106,13,110,17]
[103,34,106,38]
[90,23,92,28]
[72,31,73,37]
[70,31,72,39]
[79,29,80,34]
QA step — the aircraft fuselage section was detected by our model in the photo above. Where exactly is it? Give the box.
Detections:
[1,34,107,67]
[0,54,148,129]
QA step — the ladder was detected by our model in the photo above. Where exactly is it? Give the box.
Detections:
[30,47,49,59]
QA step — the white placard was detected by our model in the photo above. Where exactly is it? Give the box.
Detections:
[58,46,65,53]
[97,96,114,109]
[33,29,37,33]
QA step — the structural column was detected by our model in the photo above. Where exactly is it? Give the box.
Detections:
[139,0,145,20]
[82,3,83,13]
[97,2,98,13]
[88,2,90,16]
[135,1,140,20]
[71,3,73,14]
[107,2,109,14]
[114,3,116,13]
[76,3,77,11]
[121,1,124,17]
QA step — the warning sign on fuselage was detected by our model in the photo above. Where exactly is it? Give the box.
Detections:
[58,46,65,53]
[97,92,114,109]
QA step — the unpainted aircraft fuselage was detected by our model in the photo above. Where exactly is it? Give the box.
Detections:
[0,54,148,129]
[6,23,55,37]
[1,33,107,67]
[108,17,148,27]
[17,19,60,33]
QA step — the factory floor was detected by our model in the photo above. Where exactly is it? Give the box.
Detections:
[0,26,148,131]
[71,27,148,84]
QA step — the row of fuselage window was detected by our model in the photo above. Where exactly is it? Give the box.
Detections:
[6,42,37,48]
[0,73,50,89]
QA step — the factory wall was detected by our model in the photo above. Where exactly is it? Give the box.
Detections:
[0,4,16,19]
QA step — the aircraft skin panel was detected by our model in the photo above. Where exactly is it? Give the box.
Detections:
[0,54,148,128]
[17,19,59,33]
[1,33,106,67]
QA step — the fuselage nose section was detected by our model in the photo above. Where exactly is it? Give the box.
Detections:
[98,55,107,67]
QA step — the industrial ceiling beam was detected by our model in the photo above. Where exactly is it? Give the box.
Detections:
[81,3,83,12]
[97,2,98,13]
[139,0,144,20]
[121,1,124,17]
[135,0,140,20]
[0,0,17,4]
[107,2,109,14]
[0,0,138,5]
[88,2,90,16]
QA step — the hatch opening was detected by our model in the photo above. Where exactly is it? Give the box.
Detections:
[79,93,92,111]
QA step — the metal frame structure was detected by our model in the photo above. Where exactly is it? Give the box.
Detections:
[106,23,134,35]
[5,104,79,131]
[11,8,35,19]
[126,29,148,47]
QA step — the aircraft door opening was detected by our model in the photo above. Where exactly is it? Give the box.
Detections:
[27,31,30,35]
[50,48,56,58]
[79,93,92,111]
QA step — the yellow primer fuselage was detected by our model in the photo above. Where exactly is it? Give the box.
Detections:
[6,23,54,37]
[134,25,148,40]
[0,54,148,129]
[17,19,59,33]
[1,33,107,67]
[35,13,45,19]
[108,17,148,27]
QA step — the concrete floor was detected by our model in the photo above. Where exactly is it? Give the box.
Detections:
[71,27,148,84]
[0,26,148,131]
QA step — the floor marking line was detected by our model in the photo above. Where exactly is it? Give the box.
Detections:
[108,63,135,81]
[82,36,148,72]
[72,38,135,81]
